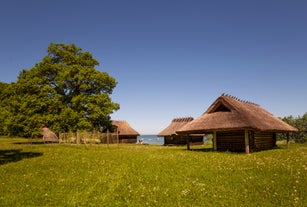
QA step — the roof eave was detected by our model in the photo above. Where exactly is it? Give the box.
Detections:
[177,127,298,134]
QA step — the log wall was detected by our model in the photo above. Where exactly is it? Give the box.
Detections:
[215,130,276,152]
[164,135,203,145]
[254,132,276,150]
[216,130,245,152]
[119,135,137,143]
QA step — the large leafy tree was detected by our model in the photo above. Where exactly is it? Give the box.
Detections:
[1,43,119,137]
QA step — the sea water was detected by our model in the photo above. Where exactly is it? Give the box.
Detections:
[137,135,210,145]
[137,135,164,145]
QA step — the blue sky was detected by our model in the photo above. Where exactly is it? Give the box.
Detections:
[1,0,306,134]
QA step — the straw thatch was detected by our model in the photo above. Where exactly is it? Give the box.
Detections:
[111,120,140,143]
[158,117,193,136]
[41,126,58,142]
[111,120,140,135]
[158,117,203,145]
[178,94,298,134]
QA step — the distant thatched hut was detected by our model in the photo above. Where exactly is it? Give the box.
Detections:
[177,94,298,153]
[111,120,140,143]
[41,125,58,142]
[158,117,204,145]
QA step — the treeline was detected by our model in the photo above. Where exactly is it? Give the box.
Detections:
[0,43,119,138]
[280,113,307,143]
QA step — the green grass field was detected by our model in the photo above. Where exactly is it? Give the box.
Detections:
[0,137,306,206]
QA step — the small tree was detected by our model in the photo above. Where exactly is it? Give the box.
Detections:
[279,113,307,143]
[1,43,119,137]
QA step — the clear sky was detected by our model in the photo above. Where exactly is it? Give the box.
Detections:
[1,0,306,134]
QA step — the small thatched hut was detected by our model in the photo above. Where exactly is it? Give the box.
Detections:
[177,94,298,153]
[111,120,140,143]
[158,117,204,145]
[41,125,58,142]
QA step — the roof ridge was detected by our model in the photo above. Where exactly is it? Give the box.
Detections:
[221,93,259,106]
[173,117,193,122]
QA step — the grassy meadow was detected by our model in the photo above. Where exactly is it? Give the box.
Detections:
[0,137,306,207]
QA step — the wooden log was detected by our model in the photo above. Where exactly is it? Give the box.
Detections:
[245,129,250,154]
[77,132,79,145]
[254,132,274,150]
[187,135,191,150]
[107,130,109,147]
[213,131,217,151]
[117,131,119,147]
[84,131,87,146]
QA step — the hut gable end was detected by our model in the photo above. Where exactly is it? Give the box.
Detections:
[204,95,236,115]
[209,103,231,113]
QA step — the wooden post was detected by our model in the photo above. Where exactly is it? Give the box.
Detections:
[187,135,191,150]
[286,132,290,148]
[244,129,250,154]
[107,129,109,147]
[117,131,119,147]
[77,132,79,145]
[97,130,99,145]
[84,131,87,146]
[213,131,217,151]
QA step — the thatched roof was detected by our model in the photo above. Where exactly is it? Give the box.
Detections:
[158,117,193,137]
[41,126,58,141]
[111,120,140,136]
[177,94,298,134]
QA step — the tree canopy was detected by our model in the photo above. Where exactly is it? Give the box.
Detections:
[281,113,307,143]
[0,43,119,137]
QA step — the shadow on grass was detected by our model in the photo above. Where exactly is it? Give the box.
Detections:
[187,145,284,154]
[13,139,59,145]
[188,148,214,152]
[0,149,43,165]
[13,141,45,145]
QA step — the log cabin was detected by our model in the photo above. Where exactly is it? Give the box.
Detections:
[111,120,140,143]
[177,94,298,153]
[158,117,204,145]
